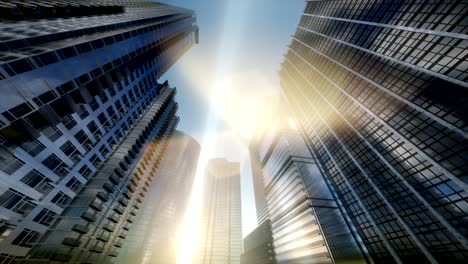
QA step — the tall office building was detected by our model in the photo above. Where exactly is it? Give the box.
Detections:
[116,130,200,264]
[249,97,281,226]
[280,1,468,263]
[250,101,367,264]
[240,220,276,264]
[0,1,197,263]
[249,142,269,225]
[194,158,242,264]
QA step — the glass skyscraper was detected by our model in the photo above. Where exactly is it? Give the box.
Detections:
[0,1,197,263]
[194,158,242,264]
[250,101,367,263]
[116,130,200,264]
[280,1,467,263]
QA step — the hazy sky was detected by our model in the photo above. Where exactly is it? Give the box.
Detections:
[160,0,304,238]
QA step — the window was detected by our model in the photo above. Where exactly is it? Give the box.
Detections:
[8,58,34,75]
[0,189,23,210]
[115,101,123,112]
[79,165,93,178]
[76,42,92,54]
[0,152,24,175]
[74,130,91,145]
[89,154,101,167]
[60,141,80,162]
[89,98,100,111]
[108,85,116,96]
[63,114,77,130]
[91,67,103,78]
[66,177,83,193]
[0,189,36,215]
[51,191,71,208]
[121,95,129,107]
[0,220,16,242]
[57,46,77,60]
[21,140,45,156]
[33,209,56,226]
[77,74,90,86]
[20,170,54,195]
[34,52,58,67]
[8,102,33,119]
[106,106,116,120]
[57,82,75,95]
[99,144,110,156]
[103,36,115,46]
[11,229,40,248]
[91,39,104,49]
[100,91,109,103]
[78,104,89,119]
[42,126,62,142]
[98,113,108,127]
[87,121,101,135]
[42,154,68,177]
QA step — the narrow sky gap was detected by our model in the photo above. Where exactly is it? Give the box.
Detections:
[161,4,304,257]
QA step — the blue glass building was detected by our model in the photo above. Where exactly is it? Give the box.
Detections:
[280,1,468,263]
[0,1,197,263]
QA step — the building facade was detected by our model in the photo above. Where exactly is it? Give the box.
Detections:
[28,83,180,263]
[249,139,270,226]
[0,1,197,263]
[251,103,367,263]
[240,220,276,264]
[116,130,200,264]
[280,1,468,263]
[194,158,242,264]
[249,97,283,226]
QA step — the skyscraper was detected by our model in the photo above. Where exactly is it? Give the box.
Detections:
[0,1,197,263]
[249,97,281,226]
[249,101,367,263]
[195,158,242,264]
[280,1,468,263]
[116,130,200,264]
[249,127,271,226]
[240,220,276,264]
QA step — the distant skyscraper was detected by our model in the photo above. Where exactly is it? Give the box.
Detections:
[194,158,242,264]
[249,97,281,226]
[116,131,200,264]
[0,1,197,263]
[250,101,367,264]
[240,220,276,264]
[280,1,468,263]
[249,143,269,225]
[249,130,271,227]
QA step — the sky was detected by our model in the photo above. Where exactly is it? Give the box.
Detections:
[159,0,304,257]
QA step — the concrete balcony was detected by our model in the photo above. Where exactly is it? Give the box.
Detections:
[61,237,81,248]
[72,224,89,234]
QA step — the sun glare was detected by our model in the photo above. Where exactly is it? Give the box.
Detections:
[288,117,298,130]
[176,150,208,264]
